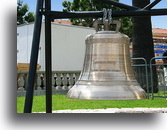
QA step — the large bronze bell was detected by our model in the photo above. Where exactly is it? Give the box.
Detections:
[67,20,147,100]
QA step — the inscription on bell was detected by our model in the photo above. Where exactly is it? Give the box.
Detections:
[93,42,120,55]
[94,61,116,64]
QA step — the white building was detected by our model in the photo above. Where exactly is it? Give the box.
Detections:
[17,22,95,71]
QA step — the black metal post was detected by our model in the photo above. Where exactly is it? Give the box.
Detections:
[24,0,44,113]
[45,0,52,113]
[132,0,158,93]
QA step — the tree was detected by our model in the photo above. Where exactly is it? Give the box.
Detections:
[17,0,35,25]
[132,0,158,92]
[62,0,133,37]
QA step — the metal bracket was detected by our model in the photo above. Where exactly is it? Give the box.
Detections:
[103,8,107,24]
[102,8,113,25]
[108,9,112,24]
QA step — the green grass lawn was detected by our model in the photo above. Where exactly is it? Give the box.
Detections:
[17,93,167,113]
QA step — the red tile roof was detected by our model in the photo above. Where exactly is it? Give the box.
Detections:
[152,28,167,34]
[153,28,167,39]
[52,20,72,25]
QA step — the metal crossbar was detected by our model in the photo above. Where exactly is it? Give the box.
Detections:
[44,9,167,19]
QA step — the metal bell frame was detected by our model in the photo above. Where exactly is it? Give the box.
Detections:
[23,0,167,113]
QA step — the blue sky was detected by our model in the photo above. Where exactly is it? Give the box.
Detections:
[21,0,167,29]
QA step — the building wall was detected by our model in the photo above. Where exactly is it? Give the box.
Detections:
[39,23,95,71]
[17,23,34,63]
[17,23,167,71]
[17,23,95,71]
[153,28,167,64]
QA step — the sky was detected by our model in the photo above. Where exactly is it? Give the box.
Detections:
[20,0,167,29]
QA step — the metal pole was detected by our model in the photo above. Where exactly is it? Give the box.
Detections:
[24,0,44,113]
[150,58,154,99]
[99,0,138,10]
[45,0,52,113]
[143,0,161,10]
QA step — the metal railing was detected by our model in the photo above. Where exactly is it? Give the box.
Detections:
[150,56,167,99]
[17,70,80,97]
[131,57,149,96]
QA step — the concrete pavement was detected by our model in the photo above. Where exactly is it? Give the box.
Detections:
[50,108,167,113]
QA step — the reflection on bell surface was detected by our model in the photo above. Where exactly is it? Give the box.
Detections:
[67,20,147,100]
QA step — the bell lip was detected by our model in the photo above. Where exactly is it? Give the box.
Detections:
[67,92,147,100]
[67,85,147,100]
[67,94,147,100]
[67,97,147,100]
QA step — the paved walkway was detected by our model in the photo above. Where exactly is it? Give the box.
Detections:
[51,108,167,113]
